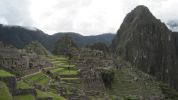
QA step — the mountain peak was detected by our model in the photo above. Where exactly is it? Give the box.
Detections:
[122,5,155,25]
[112,5,178,91]
[133,5,149,12]
[133,5,152,17]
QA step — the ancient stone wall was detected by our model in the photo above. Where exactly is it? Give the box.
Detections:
[0,76,16,93]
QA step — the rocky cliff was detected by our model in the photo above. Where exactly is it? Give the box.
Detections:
[112,5,178,90]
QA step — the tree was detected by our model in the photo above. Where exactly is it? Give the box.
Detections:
[101,69,115,89]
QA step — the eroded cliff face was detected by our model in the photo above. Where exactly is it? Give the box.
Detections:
[112,5,178,90]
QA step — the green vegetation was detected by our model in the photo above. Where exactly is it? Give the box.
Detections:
[160,83,178,99]
[24,72,49,86]
[16,81,32,89]
[52,56,68,61]
[0,81,13,100]
[25,72,43,82]
[20,55,79,99]
[101,69,115,89]
[49,56,78,76]
[0,70,14,77]
[48,55,82,98]
[13,95,35,100]
[107,66,162,98]
[37,90,66,100]
[61,78,80,84]
[36,76,49,85]
[51,68,64,73]
[59,70,78,75]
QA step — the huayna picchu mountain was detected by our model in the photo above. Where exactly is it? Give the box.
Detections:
[112,5,178,90]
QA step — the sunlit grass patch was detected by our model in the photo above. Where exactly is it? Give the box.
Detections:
[25,72,43,82]
[36,76,49,85]
[0,70,14,77]
[37,90,66,100]
[51,68,64,73]
[0,81,12,100]
[16,81,32,89]
[59,70,78,75]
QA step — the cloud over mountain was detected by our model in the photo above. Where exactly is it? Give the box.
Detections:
[0,0,178,35]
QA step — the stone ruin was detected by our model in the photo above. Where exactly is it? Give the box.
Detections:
[74,48,114,96]
[0,42,52,76]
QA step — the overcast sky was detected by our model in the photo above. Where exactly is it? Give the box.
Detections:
[0,0,178,35]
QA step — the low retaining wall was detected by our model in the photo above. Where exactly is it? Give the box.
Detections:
[13,88,37,96]
[0,76,16,93]
[37,97,53,100]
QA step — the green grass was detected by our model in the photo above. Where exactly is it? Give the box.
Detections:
[47,55,81,98]
[60,64,75,68]
[37,90,66,100]
[59,70,78,75]
[51,68,64,73]
[107,67,162,98]
[36,76,49,85]
[61,78,80,84]
[13,95,35,100]
[0,70,14,77]
[0,81,12,100]
[25,72,43,81]
[16,81,32,89]
[24,72,49,86]
[61,78,79,80]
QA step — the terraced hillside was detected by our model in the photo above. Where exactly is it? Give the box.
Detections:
[18,55,81,100]
[2,54,177,100]
[0,81,13,100]
[0,55,79,100]
[108,61,164,99]
[48,56,82,100]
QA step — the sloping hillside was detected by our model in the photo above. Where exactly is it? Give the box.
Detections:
[0,24,115,51]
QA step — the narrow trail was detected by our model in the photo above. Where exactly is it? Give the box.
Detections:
[21,70,41,79]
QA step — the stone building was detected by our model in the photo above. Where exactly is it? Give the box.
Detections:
[74,48,114,96]
[0,42,52,75]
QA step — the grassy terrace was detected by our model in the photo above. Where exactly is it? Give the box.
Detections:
[25,72,44,82]
[49,55,78,76]
[107,66,162,98]
[37,90,66,100]
[24,72,49,86]
[0,70,14,77]
[16,81,32,89]
[61,78,80,82]
[48,55,82,97]
[0,81,12,100]
[51,68,64,73]
[36,76,49,85]
[13,95,35,100]
[59,70,78,75]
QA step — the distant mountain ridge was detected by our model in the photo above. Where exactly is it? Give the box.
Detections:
[52,32,114,47]
[0,24,115,51]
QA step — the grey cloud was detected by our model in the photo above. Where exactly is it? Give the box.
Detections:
[0,0,178,35]
[0,0,33,26]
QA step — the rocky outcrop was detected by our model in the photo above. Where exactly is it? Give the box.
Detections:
[112,5,178,90]
[53,34,78,55]
[24,41,51,55]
